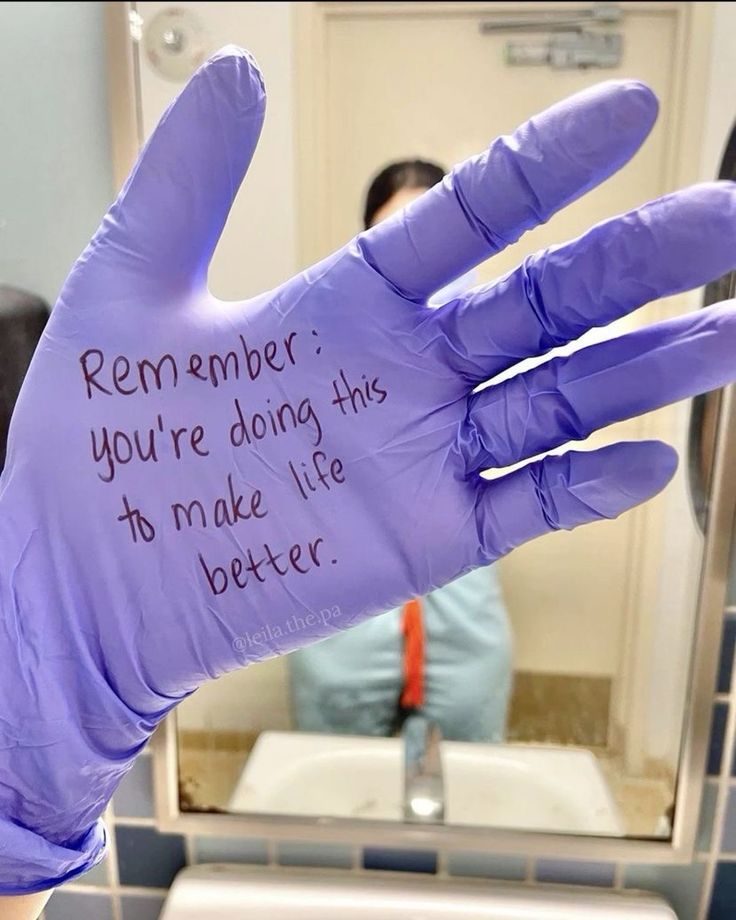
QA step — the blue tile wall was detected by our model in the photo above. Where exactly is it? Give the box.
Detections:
[709,862,736,920]
[726,533,736,608]
[535,858,615,887]
[39,559,736,920]
[45,892,114,920]
[74,854,111,888]
[446,851,527,881]
[363,846,437,874]
[720,790,736,853]
[114,756,155,820]
[707,702,729,775]
[277,841,354,869]
[193,835,269,865]
[697,782,719,853]
[115,825,186,889]
[717,613,736,693]
[120,894,167,920]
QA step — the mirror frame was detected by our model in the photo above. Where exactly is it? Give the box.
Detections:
[104,0,729,864]
[150,378,736,863]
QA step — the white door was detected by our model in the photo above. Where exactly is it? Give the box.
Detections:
[133,1,712,776]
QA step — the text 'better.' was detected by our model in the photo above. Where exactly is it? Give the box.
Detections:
[79,329,389,598]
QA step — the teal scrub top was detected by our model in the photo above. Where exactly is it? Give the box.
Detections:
[287,565,512,742]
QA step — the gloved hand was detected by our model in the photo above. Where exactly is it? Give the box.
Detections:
[2,47,736,893]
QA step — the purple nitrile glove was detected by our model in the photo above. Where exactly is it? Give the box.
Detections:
[2,46,736,893]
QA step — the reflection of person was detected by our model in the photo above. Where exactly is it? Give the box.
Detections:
[288,160,513,743]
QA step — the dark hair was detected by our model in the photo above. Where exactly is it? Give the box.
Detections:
[0,286,48,470]
[363,159,446,229]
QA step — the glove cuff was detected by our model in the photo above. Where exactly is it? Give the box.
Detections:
[0,817,106,895]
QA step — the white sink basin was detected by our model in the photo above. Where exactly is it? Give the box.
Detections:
[228,732,625,835]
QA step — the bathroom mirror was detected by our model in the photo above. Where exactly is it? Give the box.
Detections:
[107,1,734,856]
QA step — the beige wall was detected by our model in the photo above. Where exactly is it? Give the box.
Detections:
[138,1,299,301]
[177,658,293,733]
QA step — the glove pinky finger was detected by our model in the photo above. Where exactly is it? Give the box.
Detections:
[476,440,678,561]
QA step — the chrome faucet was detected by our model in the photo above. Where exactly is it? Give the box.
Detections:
[402,715,445,823]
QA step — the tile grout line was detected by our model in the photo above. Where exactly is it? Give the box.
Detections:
[59,883,171,895]
[106,802,123,920]
[697,827,719,919]
[108,884,170,897]
[112,816,157,828]
[184,832,196,869]
[60,885,112,895]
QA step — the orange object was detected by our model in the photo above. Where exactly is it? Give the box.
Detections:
[400,597,425,708]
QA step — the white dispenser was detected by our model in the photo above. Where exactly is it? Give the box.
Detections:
[160,864,677,919]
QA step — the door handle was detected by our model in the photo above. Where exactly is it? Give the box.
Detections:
[479,3,621,34]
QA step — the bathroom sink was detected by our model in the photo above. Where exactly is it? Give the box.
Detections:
[442,741,625,834]
[229,733,400,820]
[228,732,625,835]
[160,865,676,919]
